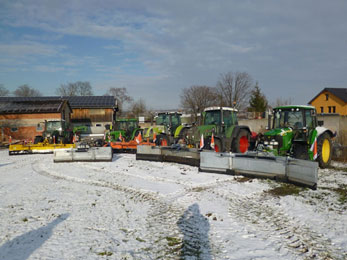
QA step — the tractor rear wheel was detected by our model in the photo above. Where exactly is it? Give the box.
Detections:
[317,133,332,168]
[232,129,250,153]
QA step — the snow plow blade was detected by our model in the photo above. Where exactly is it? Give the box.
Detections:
[136,145,200,167]
[108,140,155,153]
[199,151,318,189]
[9,143,76,155]
[53,146,113,163]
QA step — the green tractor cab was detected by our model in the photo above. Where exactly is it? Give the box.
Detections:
[259,105,334,168]
[106,118,142,142]
[181,107,253,153]
[143,112,183,146]
[34,120,73,144]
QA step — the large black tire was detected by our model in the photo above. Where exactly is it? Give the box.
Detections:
[317,133,332,168]
[212,138,223,153]
[231,129,250,153]
[34,136,44,144]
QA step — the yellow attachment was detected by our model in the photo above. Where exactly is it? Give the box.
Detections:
[9,142,76,154]
[321,139,330,163]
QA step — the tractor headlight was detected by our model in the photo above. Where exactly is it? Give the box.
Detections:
[264,141,269,145]
[270,141,279,146]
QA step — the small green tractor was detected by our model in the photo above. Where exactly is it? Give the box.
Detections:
[258,105,334,168]
[143,112,184,146]
[105,118,142,142]
[34,119,73,144]
[180,107,253,153]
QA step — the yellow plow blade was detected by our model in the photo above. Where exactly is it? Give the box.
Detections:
[9,143,76,155]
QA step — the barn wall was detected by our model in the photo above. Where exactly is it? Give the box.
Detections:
[0,113,62,141]
[71,108,113,123]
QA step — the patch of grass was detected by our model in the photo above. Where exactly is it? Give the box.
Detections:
[328,165,347,172]
[97,251,113,256]
[333,184,347,204]
[235,177,252,183]
[265,183,302,197]
[136,237,146,242]
[166,236,181,247]
[191,187,207,192]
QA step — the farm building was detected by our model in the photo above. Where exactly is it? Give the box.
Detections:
[0,96,116,143]
[0,99,72,142]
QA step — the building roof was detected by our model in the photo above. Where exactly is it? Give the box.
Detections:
[274,105,315,110]
[308,88,347,104]
[0,96,115,108]
[0,99,71,114]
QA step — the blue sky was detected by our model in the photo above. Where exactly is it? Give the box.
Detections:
[0,0,347,109]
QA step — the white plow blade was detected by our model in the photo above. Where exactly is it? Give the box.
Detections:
[54,147,113,162]
[287,158,318,188]
[136,145,200,166]
[199,151,232,173]
[200,151,318,189]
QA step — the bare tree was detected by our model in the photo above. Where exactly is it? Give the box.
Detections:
[105,87,133,115]
[76,81,93,96]
[273,97,293,107]
[14,84,42,97]
[56,81,93,96]
[129,98,147,118]
[180,85,218,122]
[0,84,9,96]
[216,72,253,110]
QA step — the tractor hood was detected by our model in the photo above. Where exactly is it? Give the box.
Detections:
[197,125,216,136]
[263,127,293,156]
[264,127,293,137]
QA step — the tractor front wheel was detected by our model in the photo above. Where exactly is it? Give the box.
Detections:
[232,129,250,153]
[317,133,332,168]
[213,138,223,153]
[34,136,44,144]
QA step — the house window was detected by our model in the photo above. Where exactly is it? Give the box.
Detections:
[320,107,324,113]
[333,106,336,113]
[11,127,18,132]
[325,94,329,100]
[328,106,332,113]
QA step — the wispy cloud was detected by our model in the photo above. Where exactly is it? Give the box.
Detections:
[1,0,347,107]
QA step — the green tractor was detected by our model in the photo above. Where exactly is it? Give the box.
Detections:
[180,107,253,153]
[143,112,184,146]
[258,105,334,168]
[106,118,142,142]
[34,119,73,144]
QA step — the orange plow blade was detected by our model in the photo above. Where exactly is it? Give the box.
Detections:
[108,139,155,153]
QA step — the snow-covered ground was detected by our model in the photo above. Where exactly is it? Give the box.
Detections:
[0,149,346,260]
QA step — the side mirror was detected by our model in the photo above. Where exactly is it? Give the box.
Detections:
[105,124,111,130]
[318,120,324,127]
[267,114,272,130]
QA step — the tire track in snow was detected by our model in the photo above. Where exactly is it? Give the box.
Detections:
[209,183,345,260]
[31,161,224,259]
